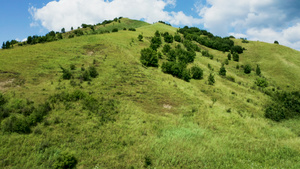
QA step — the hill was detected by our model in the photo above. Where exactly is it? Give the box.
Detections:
[0,18,300,168]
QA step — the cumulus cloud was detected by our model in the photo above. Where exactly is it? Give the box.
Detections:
[30,0,201,32]
[195,0,300,50]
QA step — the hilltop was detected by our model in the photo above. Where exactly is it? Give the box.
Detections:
[0,18,300,168]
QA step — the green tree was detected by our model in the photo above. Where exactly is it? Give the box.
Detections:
[244,64,252,74]
[88,66,98,78]
[274,40,279,44]
[219,64,226,76]
[2,42,6,49]
[208,73,215,85]
[27,36,32,44]
[174,34,182,42]
[182,69,191,82]
[227,53,231,60]
[138,34,143,41]
[233,53,239,62]
[162,44,171,54]
[150,36,162,51]
[61,28,65,33]
[140,48,158,67]
[191,65,203,79]
[256,65,261,76]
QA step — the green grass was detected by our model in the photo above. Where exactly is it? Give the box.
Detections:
[0,19,300,168]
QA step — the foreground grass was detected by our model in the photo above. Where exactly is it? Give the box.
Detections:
[0,20,300,168]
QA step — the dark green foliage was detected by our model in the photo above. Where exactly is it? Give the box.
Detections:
[0,93,6,106]
[191,66,203,79]
[81,23,93,28]
[265,91,300,121]
[82,70,91,81]
[88,66,99,78]
[174,34,182,42]
[183,40,200,52]
[144,155,152,168]
[244,64,252,74]
[255,77,268,88]
[74,30,84,36]
[163,32,174,43]
[138,34,143,41]
[158,21,171,26]
[150,36,162,51]
[182,69,191,82]
[178,26,234,52]
[60,66,72,80]
[219,64,226,76]
[128,28,136,31]
[140,48,158,67]
[226,75,235,82]
[27,36,32,44]
[241,38,249,43]
[53,152,78,169]
[274,41,279,44]
[167,49,176,61]
[208,73,215,85]
[155,30,160,37]
[231,45,244,54]
[162,44,171,54]
[70,64,76,70]
[112,28,118,32]
[227,53,231,60]
[256,65,261,76]
[61,28,65,33]
[1,115,31,134]
[233,53,239,62]
[224,59,229,65]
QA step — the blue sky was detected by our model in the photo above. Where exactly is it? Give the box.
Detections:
[1,0,300,50]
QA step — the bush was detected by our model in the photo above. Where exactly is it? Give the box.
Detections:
[265,104,285,122]
[256,65,261,76]
[219,64,226,76]
[274,40,279,44]
[53,152,78,169]
[174,34,182,42]
[191,66,203,79]
[140,48,158,67]
[208,73,215,85]
[88,66,98,78]
[227,53,231,60]
[150,36,162,51]
[233,53,239,62]
[226,75,235,82]
[182,69,191,82]
[162,44,171,54]
[138,34,143,41]
[244,64,252,74]
[164,34,174,43]
[255,77,268,88]
[231,45,243,54]
[70,64,76,70]
[112,28,118,32]
[60,66,72,80]
[128,28,136,31]
[1,115,31,134]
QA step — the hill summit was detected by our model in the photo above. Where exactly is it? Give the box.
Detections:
[0,18,300,168]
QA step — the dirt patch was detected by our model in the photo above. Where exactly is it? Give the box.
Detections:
[0,79,14,91]
[163,104,172,110]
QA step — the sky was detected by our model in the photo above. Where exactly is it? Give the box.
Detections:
[0,0,300,50]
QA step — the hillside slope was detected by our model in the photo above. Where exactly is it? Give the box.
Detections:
[0,18,300,168]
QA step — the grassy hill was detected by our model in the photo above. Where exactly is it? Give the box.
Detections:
[0,18,300,168]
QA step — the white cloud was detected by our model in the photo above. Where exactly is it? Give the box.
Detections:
[195,0,300,50]
[30,0,200,32]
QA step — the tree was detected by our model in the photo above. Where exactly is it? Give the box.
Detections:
[244,64,252,74]
[5,41,11,49]
[164,34,174,43]
[208,73,215,85]
[256,65,261,76]
[219,64,226,76]
[231,45,243,54]
[274,40,279,44]
[233,53,239,62]
[88,66,98,78]
[182,69,191,82]
[27,36,32,44]
[162,44,171,54]
[191,65,203,79]
[2,42,6,49]
[138,34,143,41]
[155,30,160,37]
[112,28,118,32]
[71,27,73,31]
[174,34,182,42]
[61,28,65,33]
[150,36,162,51]
[140,48,158,67]
[227,53,231,60]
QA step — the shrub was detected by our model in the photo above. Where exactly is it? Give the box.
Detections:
[219,64,226,76]
[112,28,118,32]
[0,93,6,106]
[244,64,252,74]
[224,59,229,65]
[52,152,78,169]
[150,36,162,51]
[128,28,136,31]
[138,34,143,41]
[208,73,215,85]
[255,77,268,88]
[88,66,98,78]
[231,45,243,54]
[265,105,285,122]
[174,34,182,42]
[182,69,191,82]
[227,53,231,60]
[256,65,261,76]
[191,66,203,79]
[164,34,174,43]
[70,64,76,70]
[1,115,31,134]
[140,48,158,67]
[233,53,239,62]
[162,44,171,54]
[274,40,279,44]
[82,70,90,81]
[226,75,235,82]
[60,66,72,80]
